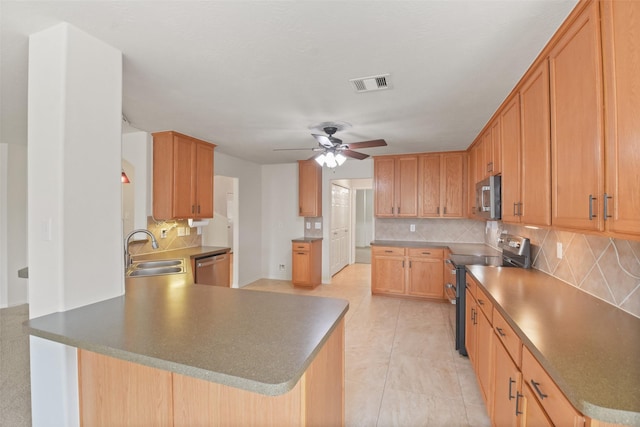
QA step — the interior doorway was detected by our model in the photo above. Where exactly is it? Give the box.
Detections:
[328,178,373,278]
[354,188,373,264]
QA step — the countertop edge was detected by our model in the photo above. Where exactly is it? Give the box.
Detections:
[466,267,640,427]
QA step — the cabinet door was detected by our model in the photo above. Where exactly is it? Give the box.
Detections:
[395,156,418,217]
[520,61,552,226]
[500,95,522,223]
[298,160,322,217]
[292,250,310,285]
[476,309,494,410]
[407,257,443,298]
[442,153,465,217]
[601,0,640,237]
[173,135,196,219]
[550,0,604,231]
[418,154,441,217]
[195,142,214,218]
[493,340,522,427]
[465,289,477,364]
[491,117,502,176]
[467,145,478,218]
[372,255,405,294]
[522,382,553,427]
[374,157,396,217]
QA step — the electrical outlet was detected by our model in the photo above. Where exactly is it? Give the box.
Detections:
[306,222,311,230]
[557,242,563,259]
[315,222,321,230]
[177,227,185,237]
[160,229,167,239]
[279,264,286,271]
[185,227,190,236]
[410,224,416,232]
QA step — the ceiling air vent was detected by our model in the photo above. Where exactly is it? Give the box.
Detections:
[349,74,391,93]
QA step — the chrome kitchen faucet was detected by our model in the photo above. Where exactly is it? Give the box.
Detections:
[124,229,159,269]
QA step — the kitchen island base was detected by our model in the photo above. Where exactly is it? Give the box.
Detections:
[78,318,344,426]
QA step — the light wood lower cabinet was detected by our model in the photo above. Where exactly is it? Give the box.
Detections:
[371,246,444,300]
[292,239,322,288]
[79,319,344,427]
[493,336,523,427]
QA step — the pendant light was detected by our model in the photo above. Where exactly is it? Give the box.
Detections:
[121,170,130,184]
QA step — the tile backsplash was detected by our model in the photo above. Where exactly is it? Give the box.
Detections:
[375,218,485,243]
[127,217,202,256]
[486,221,640,319]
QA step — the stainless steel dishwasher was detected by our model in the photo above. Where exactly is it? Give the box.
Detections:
[194,252,230,286]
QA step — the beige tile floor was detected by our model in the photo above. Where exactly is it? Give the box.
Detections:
[244,263,491,427]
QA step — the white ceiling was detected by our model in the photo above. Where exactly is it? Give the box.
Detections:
[1,0,578,165]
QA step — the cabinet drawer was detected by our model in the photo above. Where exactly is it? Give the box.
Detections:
[475,286,493,323]
[493,308,522,367]
[522,346,584,426]
[372,246,405,256]
[293,242,310,252]
[407,248,443,258]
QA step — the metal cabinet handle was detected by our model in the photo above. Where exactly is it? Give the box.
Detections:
[384,250,393,253]
[530,379,548,400]
[508,377,516,400]
[604,193,612,220]
[589,195,597,220]
[487,161,493,173]
[518,202,523,216]
[421,252,431,255]
[478,299,485,306]
[496,327,506,337]
[513,202,518,216]
[443,206,447,214]
[515,391,523,416]
[437,206,440,215]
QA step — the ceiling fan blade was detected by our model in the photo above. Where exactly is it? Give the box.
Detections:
[341,150,369,160]
[312,134,334,148]
[344,139,387,149]
[273,147,316,151]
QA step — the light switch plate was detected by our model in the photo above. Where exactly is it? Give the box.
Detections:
[314,222,321,230]
[306,222,311,229]
[410,224,416,232]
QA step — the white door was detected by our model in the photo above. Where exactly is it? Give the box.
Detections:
[330,184,350,275]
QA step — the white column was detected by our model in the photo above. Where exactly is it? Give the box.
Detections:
[27,22,123,426]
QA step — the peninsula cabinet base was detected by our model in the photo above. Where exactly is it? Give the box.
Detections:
[78,319,344,427]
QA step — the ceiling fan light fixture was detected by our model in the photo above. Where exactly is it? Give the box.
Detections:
[335,153,347,166]
[315,153,326,166]
[325,151,337,168]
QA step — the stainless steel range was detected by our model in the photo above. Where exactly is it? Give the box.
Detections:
[445,234,532,356]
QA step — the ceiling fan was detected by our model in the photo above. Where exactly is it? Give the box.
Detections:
[275,126,387,168]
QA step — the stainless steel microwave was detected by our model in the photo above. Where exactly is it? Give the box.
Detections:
[475,175,501,220]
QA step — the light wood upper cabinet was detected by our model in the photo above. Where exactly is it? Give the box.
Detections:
[550,0,604,232]
[490,117,502,176]
[500,94,522,223]
[418,152,466,218]
[152,131,215,220]
[601,0,640,237]
[374,155,418,217]
[520,61,552,227]
[298,160,322,217]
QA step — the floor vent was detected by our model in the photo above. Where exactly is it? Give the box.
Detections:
[349,74,391,93]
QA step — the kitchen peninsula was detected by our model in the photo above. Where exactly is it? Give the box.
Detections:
[26,280,348,426]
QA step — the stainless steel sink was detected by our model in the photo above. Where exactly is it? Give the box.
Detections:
[128,266,183,277]
[134,259,183,269]
[126,258,185,277]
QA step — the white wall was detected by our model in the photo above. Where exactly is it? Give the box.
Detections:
[0,143,28,307]
[261,163,303,280]
[214,151,263,287]
[28,22,122,426]
[122,130,152,236]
